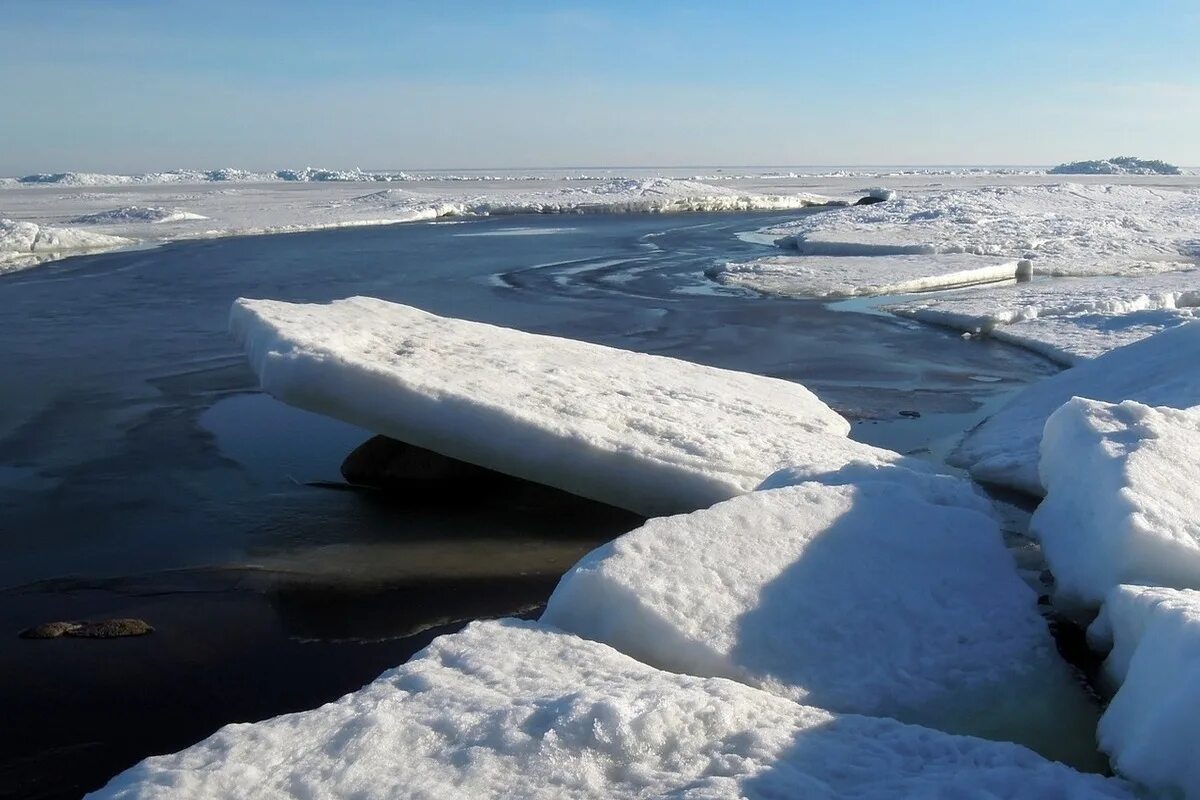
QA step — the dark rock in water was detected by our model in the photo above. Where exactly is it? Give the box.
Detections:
[341,435,501,489]
[854,195,887,206]
[898,410,921,418]
[19,618,153,639]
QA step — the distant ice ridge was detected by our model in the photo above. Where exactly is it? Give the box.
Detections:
[1088,586,1200,799]
[885,271,1200,364]
[543,467,1102,765]
[0,218,133,272]
[69,206,209,224]
[229,296,941,517]
[951,321,1200,495]
[1049,156,1182,176]
[1034,399,1200,608]
[88,619,1138,800]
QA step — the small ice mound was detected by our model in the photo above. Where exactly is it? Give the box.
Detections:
[1049,156,1182,176]
[69,206,208,224]
[229,297,926,517]
[542,470,1103,766]
[952,321,1200,495]
[1087,585,1200,799]
[1,218,133,271]
[1034,398,1200,609]
[708,253,1023,298]
[88,619,1138,800]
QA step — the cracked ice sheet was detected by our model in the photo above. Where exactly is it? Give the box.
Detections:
[89,619,1137,800]
[229,296,939,517]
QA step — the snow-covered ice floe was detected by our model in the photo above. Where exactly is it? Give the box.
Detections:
[543,466,1102,764]
[1034,399,1200,608]
[951,321,1200,495]
[0,177,831,274]
[89,619,1137,800]
[1088,585,1200,800]
[0,218,133,272]
[709,253,1027,298]
[229,296,937,516]
[763,183,1200,278]
[886,271,1200,364]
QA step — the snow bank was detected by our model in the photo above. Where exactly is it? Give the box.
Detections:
[708,254,1024,298]
[764,183,1200,278]
[952,321,1200,494]
[1034,398,1200,607]
[886,271,1200,364]
[68,206,209,224]
[90,619,1136,800]
[229,297,942,516]
[1087,585,1200,799]
[542,470,1101,761]
[0,218,133,272]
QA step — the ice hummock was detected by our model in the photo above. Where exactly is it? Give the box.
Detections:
[1033,398,1200,607]
[885,271,1200,364]
[229,296,936,516]
[0,218,133,272]
[1049,156,1183,176]
[1087,585,1200,799]
[951,321,1200,495]
[68,206,209,224]
[88,619,1137,800]
[542,468,1102,763]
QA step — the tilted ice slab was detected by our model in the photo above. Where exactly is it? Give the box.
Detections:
[887,271,1200,364]
[765,183,1200,278]
[952,321,1200,495]
[90,619,1137,800]
[1088,585,1200,800]
[542,470,1102,764]
[1034,398,1200,608]
[707,253,1025,298]
[228,297,941,517]
[0,218,133,272]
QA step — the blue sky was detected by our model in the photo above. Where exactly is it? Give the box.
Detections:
[2,0,1198,172]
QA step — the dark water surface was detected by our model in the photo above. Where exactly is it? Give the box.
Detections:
[0,212,1058,798]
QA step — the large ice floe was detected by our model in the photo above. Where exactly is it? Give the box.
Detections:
[1033,398,1200,608]
[1088,585,1200,800]
[89,619,1137,800]
[227,296,939,517]
[885,271,1200,364]
[951,321,1200,495]
[542,467,1102,764]
[0,217,133,272]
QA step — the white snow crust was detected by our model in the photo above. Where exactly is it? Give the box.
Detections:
[886,271,1200,364]
[951,321,1200,495]
[1034,398,1200,607]
[89,619,1136,800]
[542,471,1101,761]
[1087,585,1200,799]
[227,296,949,517]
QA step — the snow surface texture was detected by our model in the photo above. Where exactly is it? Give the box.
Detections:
[1034,398,1200,608]
[90,619,1137,800]
[763,183,1200,278]
[951,321,1200,495]
[709,253,1026,298]
[886,271,1200,364]
[1088,585,1200,800]
[542,471,1102,764]
[228,296,945,517]
[0,177,829,273]
[0,218,132,272]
